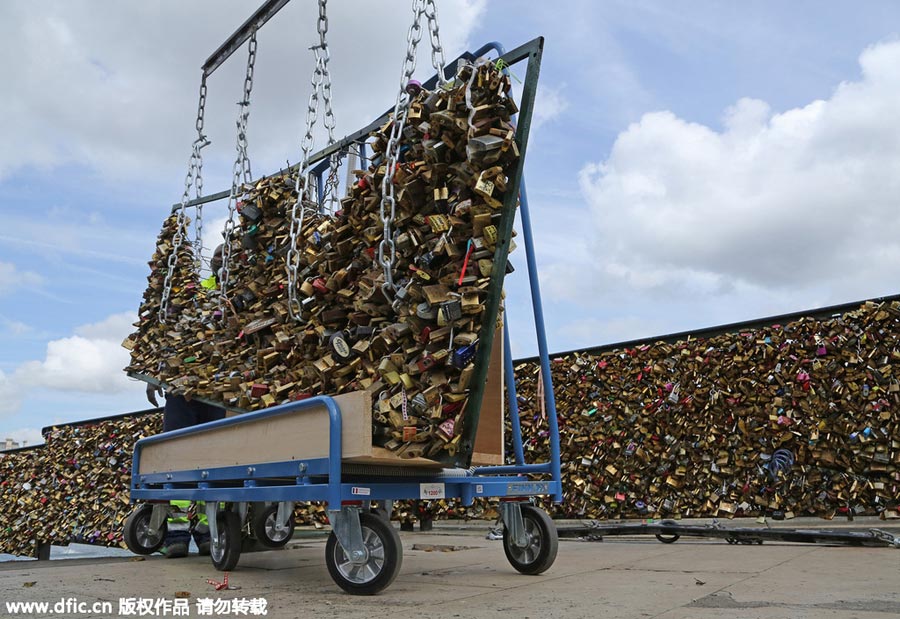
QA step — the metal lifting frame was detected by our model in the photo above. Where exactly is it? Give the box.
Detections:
[131,37,562,578]
[145,37,560,485]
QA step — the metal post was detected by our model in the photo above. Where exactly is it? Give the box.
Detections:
[518,181,562,502]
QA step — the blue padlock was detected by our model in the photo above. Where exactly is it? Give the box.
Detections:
[451,344,477,369]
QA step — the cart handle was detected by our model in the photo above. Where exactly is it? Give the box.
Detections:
[132,395,344,510]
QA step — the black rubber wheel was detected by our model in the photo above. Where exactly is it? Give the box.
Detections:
[123,504,167,555]
[210,511,242,571]
[655,519,680,544]
[325,511,402,595]
[502,504,558,575]
[251,504,295,548]
[370,506,390,522]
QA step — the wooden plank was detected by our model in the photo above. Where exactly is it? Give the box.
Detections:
[139,391,372,474]
[472,328,504,466]
[140,330,506,474]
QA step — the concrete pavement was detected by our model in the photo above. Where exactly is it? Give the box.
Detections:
[1,521,898,619]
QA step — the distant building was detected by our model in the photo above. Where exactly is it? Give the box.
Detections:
[1,437,22,452]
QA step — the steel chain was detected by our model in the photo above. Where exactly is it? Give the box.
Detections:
[379,0,427,298]
[193,79,209,261]
[219,31,258,312]
[286,0,339,321]
[159,76,210,323]
[424,0,448,85]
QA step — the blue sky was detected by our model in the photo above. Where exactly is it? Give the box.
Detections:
[5,0,900,445]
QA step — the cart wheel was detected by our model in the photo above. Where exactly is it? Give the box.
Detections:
[503,505,558,575]
[370,506,390,522]
[325,512,402,595]
[210,511,242,571]
[655,519,680,544]
[251,504,295,548]
[123,504,167,555]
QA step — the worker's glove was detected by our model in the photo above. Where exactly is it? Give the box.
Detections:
[146,383,164,407]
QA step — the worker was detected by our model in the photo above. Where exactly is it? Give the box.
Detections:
[144,244,227,558]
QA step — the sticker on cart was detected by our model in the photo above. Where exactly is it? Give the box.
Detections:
[476,484,484,494]
[507,481,550,496]
[351,487,371,496]
[419,483,445,499]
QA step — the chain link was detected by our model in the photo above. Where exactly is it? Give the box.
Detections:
[159,76,210,323]
[424,0,447,85]
[192,79,209,261]
[219,31,258,312]
[286,0,339,321]
[379,0,428,299]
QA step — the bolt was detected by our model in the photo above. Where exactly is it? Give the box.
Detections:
[201,471,209,479]
[298,463,307,474]
[247,467,256,475]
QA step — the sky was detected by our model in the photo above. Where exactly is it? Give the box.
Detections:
[4,0,900,445]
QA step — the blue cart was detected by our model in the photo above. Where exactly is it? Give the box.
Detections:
[125,34,563,595]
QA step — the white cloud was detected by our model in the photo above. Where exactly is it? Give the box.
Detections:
[0,315,32,337]
[0,371,21,415]
[532,84,570,130]
[1,427,45,448]
[549,40,900,318]
[0,262,43,295]
[556,316,667,349]
[0,311,136,417]
[0,0,486,184]
[73,312,136,341]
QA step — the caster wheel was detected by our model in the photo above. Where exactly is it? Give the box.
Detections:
[370,506,390,522]
[655,519,680,544]
[124,504,167,555]
[325,512,402,595]
[503,505,558,575]
[252,504,295,548]
[210,511,242,571]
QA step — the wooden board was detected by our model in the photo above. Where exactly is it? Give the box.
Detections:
[472,328,504,466]
[139,335,504,474]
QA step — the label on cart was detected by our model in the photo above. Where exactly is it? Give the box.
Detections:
[507,481,551,496]
[419,483,445,499]
[351,487,371,496]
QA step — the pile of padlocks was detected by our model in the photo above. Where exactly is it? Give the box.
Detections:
[0,417,158,557]
[511,299,900,520]
[5,299,900,556]
[0,414,337,556]
[125,60,520,461]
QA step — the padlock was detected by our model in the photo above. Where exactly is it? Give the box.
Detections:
[438,300,462,325]
[329,331,353,362]
[451,344,476,369]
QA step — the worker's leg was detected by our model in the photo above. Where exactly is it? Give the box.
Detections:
[192,502,212,556]
[160,396,197,557]
[161,500,192,558]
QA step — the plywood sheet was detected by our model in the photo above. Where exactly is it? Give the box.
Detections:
[139,391,372,474]
[472,328,505,465]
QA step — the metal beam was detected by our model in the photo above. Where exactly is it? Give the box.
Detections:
[202,0,291,78]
